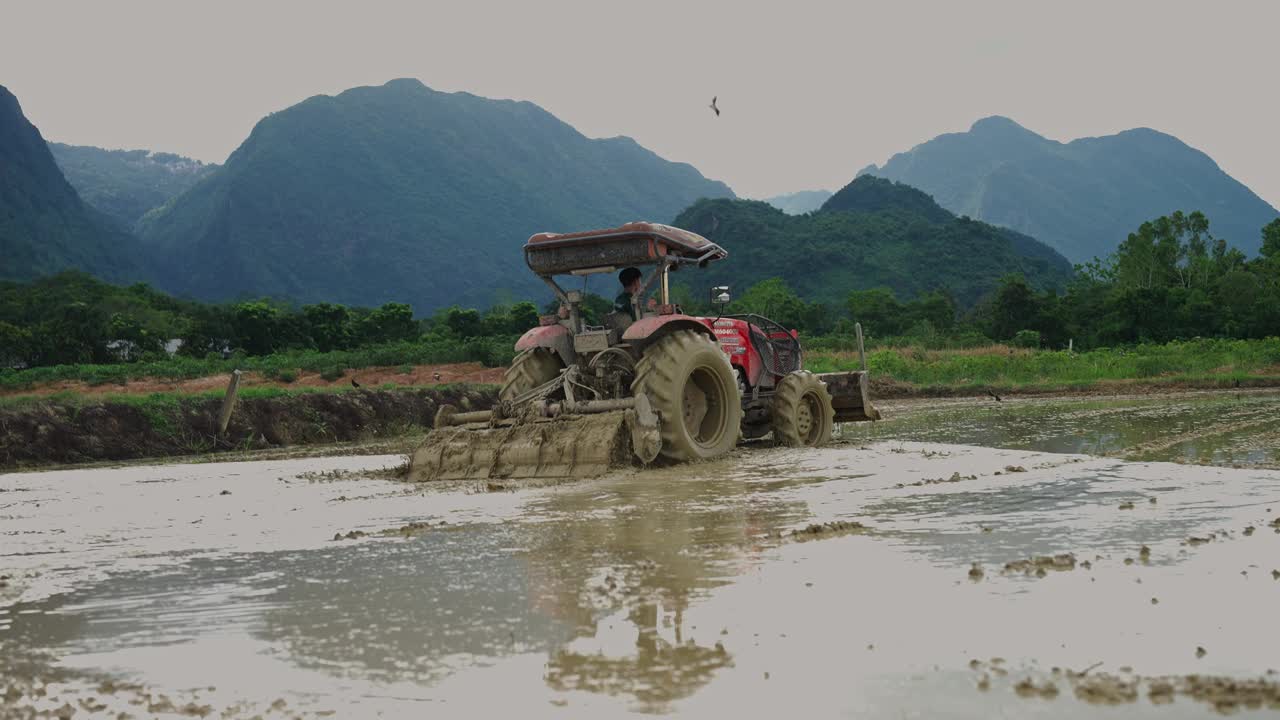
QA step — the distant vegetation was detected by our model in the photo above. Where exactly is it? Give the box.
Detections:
[4,213,1277,398]
[50,143,216,228]
[809,338,1280,394]
[864,115,1280,262]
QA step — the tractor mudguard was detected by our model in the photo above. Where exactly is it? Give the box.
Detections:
[622,315,716,347]
[515,324,575,365]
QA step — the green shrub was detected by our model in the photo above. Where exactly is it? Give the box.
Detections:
[278,370,297,383]
[319,366,345,381]
[1012,330,1041,349]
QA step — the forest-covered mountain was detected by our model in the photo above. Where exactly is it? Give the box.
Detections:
[50,143,216,228]
[762,189,832,215]
[861,116,1279,262]
[136,78,735,312]
[0,85,139,283]
[673,176,1073,307]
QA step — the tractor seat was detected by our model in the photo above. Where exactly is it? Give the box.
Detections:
[603,310,633,333]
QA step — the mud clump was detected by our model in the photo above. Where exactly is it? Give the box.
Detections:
[1073,674,1139,704]
[999,665,1280,713]
[1003,553,1077,576]
[1118,501,1136,510]
[787,521,869,541]
[896,471,976,488]
[332,530,367,541]
[1014,678,1059,699]
[1003,465,1027,473]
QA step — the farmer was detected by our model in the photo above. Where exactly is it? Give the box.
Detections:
[614,267,657,321]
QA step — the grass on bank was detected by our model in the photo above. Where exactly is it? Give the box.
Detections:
[807,337,1280,390]
[0,337,518,392]
[5,336,1280,399]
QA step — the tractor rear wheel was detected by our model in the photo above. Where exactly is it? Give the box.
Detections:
[633,330,742,462]
[500,348,564,402]
[771,371,834,447]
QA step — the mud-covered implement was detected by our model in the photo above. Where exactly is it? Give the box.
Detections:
[817,371,881,422]
[408,222,879,482]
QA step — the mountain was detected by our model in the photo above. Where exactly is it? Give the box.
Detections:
[0,85,139,283]
[861,116,1280,262]
[137,78,734,311]
[50,143,216,229]
[763,189,832,215]
[673,175,1073,307]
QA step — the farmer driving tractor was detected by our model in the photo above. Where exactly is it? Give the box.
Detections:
[614,266,657,321]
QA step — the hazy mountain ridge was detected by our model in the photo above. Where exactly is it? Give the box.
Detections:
[137,78,735,311]
[0,85,139,283]
[762,189,832,215]
[862,116,1279,262]
[50,143,217,229]
[673,175,1073,307]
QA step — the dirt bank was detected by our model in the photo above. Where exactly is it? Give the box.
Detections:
[0,387,497,469]
[2,361,506,399]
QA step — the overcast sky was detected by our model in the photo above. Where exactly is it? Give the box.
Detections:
[3,0,1277,205]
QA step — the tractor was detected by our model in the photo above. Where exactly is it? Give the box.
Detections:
[408,222,878,481]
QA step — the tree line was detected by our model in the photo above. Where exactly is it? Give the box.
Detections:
[2,212,1277,370]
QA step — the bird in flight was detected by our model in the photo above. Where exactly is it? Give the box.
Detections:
[709,96,719,116]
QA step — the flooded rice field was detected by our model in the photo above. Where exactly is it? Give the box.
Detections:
[2,391,1279,717]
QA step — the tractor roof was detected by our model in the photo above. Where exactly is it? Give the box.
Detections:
[524,222,727,276]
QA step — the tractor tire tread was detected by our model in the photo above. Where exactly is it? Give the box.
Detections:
[771,370,835,447]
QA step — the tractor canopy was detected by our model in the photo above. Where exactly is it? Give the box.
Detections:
[524,222,727,277]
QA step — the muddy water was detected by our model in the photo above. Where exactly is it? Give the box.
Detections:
[3,394,1280,717]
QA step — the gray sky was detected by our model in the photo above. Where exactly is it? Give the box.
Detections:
[4,0,1277,205]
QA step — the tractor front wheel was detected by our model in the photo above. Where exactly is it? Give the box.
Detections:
[633,330,743,462]
[771,371,835,447]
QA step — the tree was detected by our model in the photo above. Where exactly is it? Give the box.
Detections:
[359,303,417,344]
[231,301,283,355]
[734,278,813,331]
[1262,219,1280,259]
[988,275,1039,341]
[302,303,353,352]
[847,287,905,336]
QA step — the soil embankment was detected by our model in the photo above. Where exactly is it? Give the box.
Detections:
[0,386,497,469]
[2,362,505,399]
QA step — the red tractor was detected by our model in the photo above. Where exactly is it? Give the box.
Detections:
[409,222,877,481]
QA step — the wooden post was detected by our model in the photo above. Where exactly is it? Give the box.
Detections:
[1068,338,1074,354]
[855,322,867,373]
[218,369,242,436]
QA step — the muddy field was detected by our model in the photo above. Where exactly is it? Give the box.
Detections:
[2,391,1279,717]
